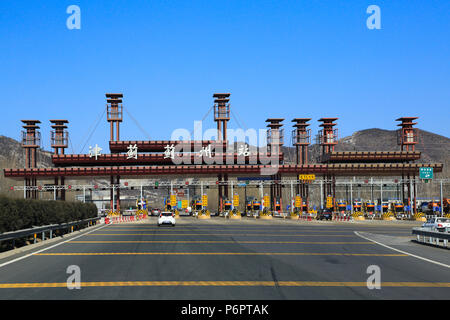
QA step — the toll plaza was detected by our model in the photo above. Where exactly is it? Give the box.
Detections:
[4,93,447,221]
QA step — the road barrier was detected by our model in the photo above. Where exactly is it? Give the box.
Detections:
[104,214,146,224]
[333,215,353,222]
[412,227,450,248]
[0,217,100,246]
[300,214,314,221]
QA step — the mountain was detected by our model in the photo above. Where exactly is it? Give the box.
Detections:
[284,128,450,178]
[0,136,54,196]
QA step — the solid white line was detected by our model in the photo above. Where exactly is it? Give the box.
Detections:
[0,224,109,269]
[354,231,450,269]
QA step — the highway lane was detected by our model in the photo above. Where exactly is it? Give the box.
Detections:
[0,217,448,299]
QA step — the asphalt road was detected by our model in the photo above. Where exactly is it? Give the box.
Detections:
[0,217,448,300]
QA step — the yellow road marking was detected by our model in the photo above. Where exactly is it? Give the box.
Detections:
[89,233,358,237]
[34,252,406,256]
[107,228,411,234]
[0,281,448,289]
[69,240,375,244]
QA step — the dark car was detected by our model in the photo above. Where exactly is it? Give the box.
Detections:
[151,208,161,216]
[317,208,333,221]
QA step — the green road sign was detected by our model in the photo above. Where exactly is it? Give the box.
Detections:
[419,167,433,179]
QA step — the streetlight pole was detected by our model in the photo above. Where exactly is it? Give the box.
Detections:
[290,180,294,214]
[380,179,383,213]
[350,181,353,216]
[410,178,413,217]
[320,179,324,210]
[200,181,203,210]
[440,179,444,217]
[112,185,115,212]
[230,181,234,210]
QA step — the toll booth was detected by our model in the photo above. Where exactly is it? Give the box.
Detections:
[252,199,262,212]
[301,201,308,213]
[364,201,375,218]
[223,198,232,212]
[381,202,389,214]
[393,201,404,215]
[337,201,347,214]
[274,197,281,213]
[192,196,203,211]
[164,198,173,211]
[191,195,210,218]
[221,197,233,217]
[165,196,179,216]
[246,196,256,216]
[353,200,362,212]
[428,201,441,214]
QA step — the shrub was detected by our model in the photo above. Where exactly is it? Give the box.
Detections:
[0,196,97,233]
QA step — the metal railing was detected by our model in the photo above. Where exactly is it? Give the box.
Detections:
[107,104,123,121]
[50,130,69,148]
[291,129,311,145]
[0,217,100,246]
[267,128,284,145]
[214,104,230,120]
[412,227,450,248]
[21,131,41,147]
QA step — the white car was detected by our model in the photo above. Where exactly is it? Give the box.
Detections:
[158,211,176,227]
[422,217,450,232]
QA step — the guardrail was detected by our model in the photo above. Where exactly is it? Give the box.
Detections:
[0,217,101,246]
[412,227,450,248]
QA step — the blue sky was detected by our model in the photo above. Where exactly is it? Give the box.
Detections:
[1,1,449,153]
